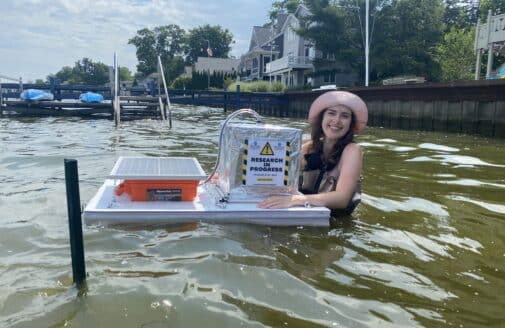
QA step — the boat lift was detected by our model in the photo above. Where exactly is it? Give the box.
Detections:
[111,53,171,127]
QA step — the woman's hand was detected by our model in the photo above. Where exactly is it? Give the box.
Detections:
[257,194,306,209]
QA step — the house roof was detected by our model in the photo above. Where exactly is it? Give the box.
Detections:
[242,4,311,57]
[249,26,272,51]
[274,13,288,34]
[194,57,240,73]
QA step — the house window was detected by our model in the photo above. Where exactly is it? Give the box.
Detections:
[263,56,271,73]
[308,47,315,59]
[288,28,295,41]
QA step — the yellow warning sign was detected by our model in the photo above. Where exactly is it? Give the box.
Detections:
[260,142,274,156]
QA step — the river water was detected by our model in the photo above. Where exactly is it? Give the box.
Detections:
[1,105,504,327]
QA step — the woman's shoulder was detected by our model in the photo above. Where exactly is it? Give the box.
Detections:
[341,142,363,159]
[301,140,313,154]
[344,142,361,151]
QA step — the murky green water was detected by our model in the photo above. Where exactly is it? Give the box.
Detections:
[1,105,504,327]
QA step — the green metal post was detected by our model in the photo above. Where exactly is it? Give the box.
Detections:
[64,159,86,286]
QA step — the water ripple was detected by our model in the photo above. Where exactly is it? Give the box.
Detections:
[363,194,449,218]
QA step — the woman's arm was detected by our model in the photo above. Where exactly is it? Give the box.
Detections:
[257,143,362,209]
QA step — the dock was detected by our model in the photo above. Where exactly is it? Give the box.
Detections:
[0,84,287,120]
[0,97,166,120]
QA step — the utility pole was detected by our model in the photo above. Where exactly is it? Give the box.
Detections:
[269,23,274,86]
[365,0,369,87]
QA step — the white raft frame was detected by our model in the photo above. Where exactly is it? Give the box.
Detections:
[83,180,331,227]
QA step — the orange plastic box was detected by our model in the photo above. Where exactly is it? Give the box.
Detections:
[115,180,199,201]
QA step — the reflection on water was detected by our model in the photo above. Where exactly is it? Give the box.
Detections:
[0,106,504,327]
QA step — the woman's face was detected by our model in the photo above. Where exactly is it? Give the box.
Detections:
[321,105,352,141]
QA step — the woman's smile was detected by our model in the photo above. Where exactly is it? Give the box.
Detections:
[322,105,352,140]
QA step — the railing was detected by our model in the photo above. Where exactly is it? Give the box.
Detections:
[0,74,23,108]
[266,55,313,74]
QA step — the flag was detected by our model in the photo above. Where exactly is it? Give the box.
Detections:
[207,46,213,57]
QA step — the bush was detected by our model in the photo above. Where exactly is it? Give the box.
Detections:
[224,77,236,89]
[228,81,284,93]
[171,76,191,89]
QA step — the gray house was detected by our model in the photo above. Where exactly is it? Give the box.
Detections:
[239,5,358,88]
[239,6,313,87]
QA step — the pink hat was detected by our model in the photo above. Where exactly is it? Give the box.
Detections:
[308,91,368,134]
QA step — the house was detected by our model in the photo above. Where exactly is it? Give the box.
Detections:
[239,6,311,87]
[240,5,314,87]
[239,4,358,88]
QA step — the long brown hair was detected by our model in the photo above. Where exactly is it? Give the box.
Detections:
[310,109,356,166]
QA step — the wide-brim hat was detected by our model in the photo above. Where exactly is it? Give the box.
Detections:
[308,91,368,134]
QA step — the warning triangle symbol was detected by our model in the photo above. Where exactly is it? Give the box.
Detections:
[260,142,275,156]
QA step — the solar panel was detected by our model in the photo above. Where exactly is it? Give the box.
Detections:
[109,157,207,180]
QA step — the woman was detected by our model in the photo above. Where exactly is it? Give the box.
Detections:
[258,91,368,215]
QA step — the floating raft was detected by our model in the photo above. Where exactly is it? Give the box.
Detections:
[83,181,330,226]
[83,157,330,227]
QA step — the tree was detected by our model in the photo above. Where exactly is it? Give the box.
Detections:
[479,0,505,19]
[51,58,109,85]
[119,67,133,81]
[434,27,476,81]
[369,0,445,81]
[128,24,186,83]
[185,25,234,64]
[75,58,109,85]
[53,66,74,83]
[299,0,389,82]
[442,0,479,31]
[269,0,303,21]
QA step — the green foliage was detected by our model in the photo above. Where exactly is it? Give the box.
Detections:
[223,77,236,88]
[171,76,192,89]
[269,0,303,21]
[119,67,133,81]
[442,0,479,31]
[379,0,444,80]
[51,58,109,85]
[170,71,237,90]
[192,71,237,90]
[480,0,505,20]
[285,84,313,92]
[295,0,483,82]
[185,25,234,64]
[434,27,476,81]
[128,25,186,83]
[52,66,73,83]
[299,0,384,79]
[227,81,284,93]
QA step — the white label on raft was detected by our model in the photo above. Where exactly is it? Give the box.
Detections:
[243,138,289,186]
